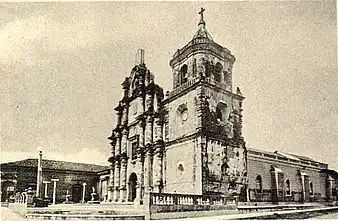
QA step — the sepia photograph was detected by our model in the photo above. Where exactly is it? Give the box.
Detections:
[1,1,337,220]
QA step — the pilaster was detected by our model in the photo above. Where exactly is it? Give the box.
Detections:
[134,181,142,205]
[119,154,128,202]
[144,145,153,192]
[154,116,163,142]
[115,131,122,156]
[108,163,115,202]
[113,158,121,202]
[153,141,164,193]
[145,116,153,147]
[196,87,206,132]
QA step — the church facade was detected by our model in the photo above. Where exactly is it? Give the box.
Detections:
[107,9,247,204]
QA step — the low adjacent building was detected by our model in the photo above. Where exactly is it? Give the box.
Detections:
[0,159,108,203]
[247,148,337,203]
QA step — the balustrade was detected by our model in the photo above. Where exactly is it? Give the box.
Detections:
[150,192,227,206]
[169,76,229,99]
[14,192,29,204]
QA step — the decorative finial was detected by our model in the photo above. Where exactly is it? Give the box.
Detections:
[135,49,145,65]
[198,7,206,26]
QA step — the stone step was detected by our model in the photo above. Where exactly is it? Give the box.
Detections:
[26,213,145,220]
[27,203,146,217]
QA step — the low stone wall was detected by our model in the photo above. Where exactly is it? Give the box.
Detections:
[8,203,27,217]
[150,204,237,213]
[145,192,238,219]
[233,206,338,220]
[151,208,239,220]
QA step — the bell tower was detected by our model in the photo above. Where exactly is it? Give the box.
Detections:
[163,8,247,198]
[170,7,235,92]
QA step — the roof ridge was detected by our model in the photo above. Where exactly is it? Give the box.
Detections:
[39,158,108,167]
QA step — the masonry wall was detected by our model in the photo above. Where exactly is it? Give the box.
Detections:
[3,166,100,203]
[166,90,198,141]
[247,155,326,202]
[41,169,99,203]
[164,139,199,194]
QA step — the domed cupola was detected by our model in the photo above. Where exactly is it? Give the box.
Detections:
[169,8,236,93]
[193,7,213,41]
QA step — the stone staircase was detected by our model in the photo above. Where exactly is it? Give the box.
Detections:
[26,203,146,220]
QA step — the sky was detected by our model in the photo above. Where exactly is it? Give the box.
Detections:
[1,2,337,170]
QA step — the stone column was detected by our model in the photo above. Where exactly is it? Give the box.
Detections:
[107,163,114,202]
[121,130,128,156]
[36,150,43,198]
[116,107,122,126]
[118,130,128,202]
[274,170,279,202]
[145,116,153,147]
[154,117,163,142]
[113,134,121,202]
[122,106,129,126]
[135,122,145,203]
[51,179,59,205]
[82,182,87,203]
[299,172,308,202]
[153,143,164,193]
[153,116,163,192]
[119,156,127,202]
[144,147,153,192]
[139,120,145,148]
[144,115,153,192]
[145,93,153,113]
[113,160,120,202]
[327,175,334,200]
[138,95,145,115]
[135,181,141,204]
[43,181,50,198]
[196,87,205,132]
[199,136,207,194]
[120,129,128,203]
[136,133,145,202]
[115,133,121,155]
[108,132,116,202]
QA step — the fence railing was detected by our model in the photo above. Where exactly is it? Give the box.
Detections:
[150,192,228,206]
[144,192,237,216]
[14,192,28,204]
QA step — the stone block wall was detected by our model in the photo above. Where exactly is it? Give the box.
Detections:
[166,90,198,141]
[14,168,100,203]
[164,139,199,194]
[247,154,327,202]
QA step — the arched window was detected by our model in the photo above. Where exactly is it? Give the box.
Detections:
[309,181,313,195]
[285,179,291,196]
[131,141,138,160]
[214,62,223,82]
[216,101,228,122]
[180,64,188,85]
[177,164,184,178]
[256,175,262,193]
[221,162,229,178]
[216,105,222,121]
[193,58,197,76]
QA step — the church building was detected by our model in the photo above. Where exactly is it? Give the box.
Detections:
[107,8,247,204]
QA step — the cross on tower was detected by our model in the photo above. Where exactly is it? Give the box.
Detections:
[199,7,205,21]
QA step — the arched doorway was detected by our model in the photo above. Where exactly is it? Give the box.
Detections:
[128,173,137,202]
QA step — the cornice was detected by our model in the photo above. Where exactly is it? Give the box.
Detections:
[162,78,245,105]
[165,133,197,147]
[248,154,325,171]
[169,38,235,68]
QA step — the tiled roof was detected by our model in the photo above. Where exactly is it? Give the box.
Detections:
[247,148,324,164]
[289,154,316,162]
[0,159,109,173]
